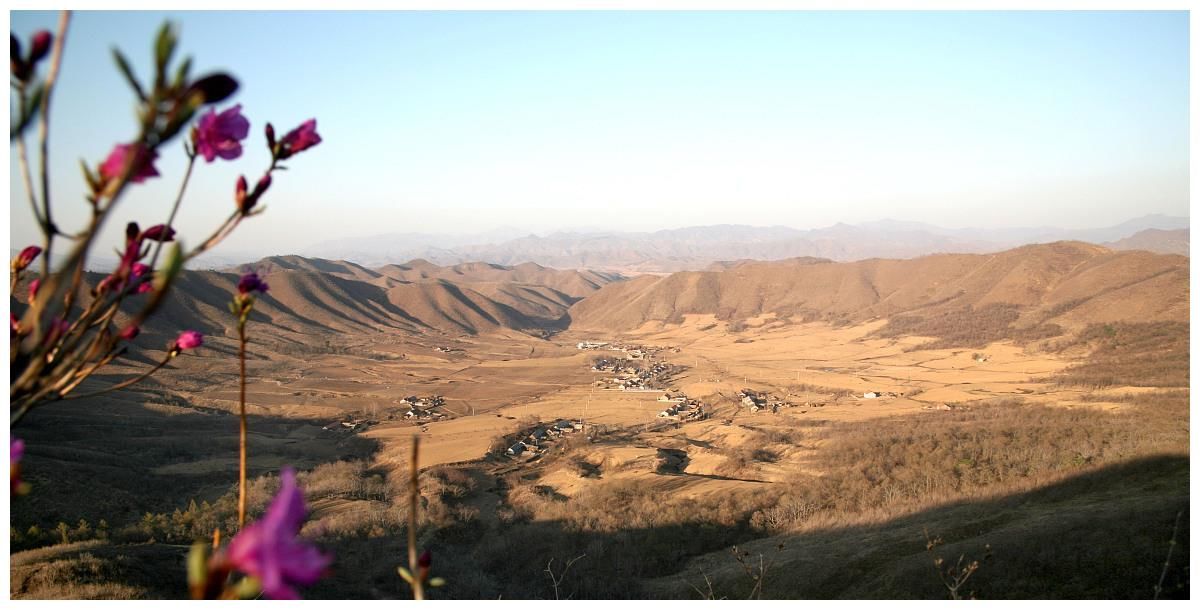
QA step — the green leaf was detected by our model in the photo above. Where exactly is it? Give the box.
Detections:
[186,542,209,598]
[9,83,44,141]
[231,577,261,599]
[397,566,413,583]
[172,56,192,91]
[157,242,184,292]
[154,22,177,85]
[80,158,100,193]
[429,577,446,588]
[112,48,147,102]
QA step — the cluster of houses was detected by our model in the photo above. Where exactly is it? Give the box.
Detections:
[656,393,707,421]
[505,419,585,459]
[737,388,798,414]
[399,395,449,420]
[576,340,672,360]
[861,390,902,399]
[433,346,463,354]
[591,357,681,391]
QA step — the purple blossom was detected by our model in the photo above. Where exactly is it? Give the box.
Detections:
[11,438,26,495]
[100,143,160,184]
[131,263,154,294]
[12,245,41,271]
[194,104,250,163]
[277,119,321,159]
[174,330,203,351]
[225,467,331,599]
[237,272,269,296]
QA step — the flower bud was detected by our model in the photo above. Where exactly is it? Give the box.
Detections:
[174,330,203,351]
[141,224,176,242]
[235,175,248,211]
[253,174,271,199]
[119,325,140,341]
[265,123,276,151]
[187,73,239,104]
[11,34,28,81]
[29,30,51,64]
[11,245,41,272]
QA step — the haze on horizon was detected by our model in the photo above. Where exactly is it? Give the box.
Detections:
[8,10,1190,261]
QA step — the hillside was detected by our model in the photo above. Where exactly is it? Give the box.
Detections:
[1105,228,1189,256]
[568,242,1189,332]
[148,256,625,339]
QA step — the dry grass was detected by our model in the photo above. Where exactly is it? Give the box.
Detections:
[874,303,1063,349]
[1047,322,1189,388]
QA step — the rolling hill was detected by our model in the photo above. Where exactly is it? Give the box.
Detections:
[140,256,627,340]
[568,241,1189,332]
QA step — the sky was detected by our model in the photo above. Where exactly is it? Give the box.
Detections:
[7,10,1191,259]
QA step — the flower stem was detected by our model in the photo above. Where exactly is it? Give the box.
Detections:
[37,10,71,279]
[408,435,424,600]
[238,320,248,529]
[148,150,196,274]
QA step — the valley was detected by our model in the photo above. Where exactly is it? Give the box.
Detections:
[9,244,1190,600]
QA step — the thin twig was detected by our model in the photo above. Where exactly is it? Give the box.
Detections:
[46,353,171,403]
[147,149,196,274]
[408,435,424,600]
[544,554,585,600]
[1153,510,1184,600]
[237,321,248,528]
[37,10,71,278]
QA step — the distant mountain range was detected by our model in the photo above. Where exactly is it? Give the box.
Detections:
[299,214,1189,272]
[14,214,1189,275]
[569,241,1190,333]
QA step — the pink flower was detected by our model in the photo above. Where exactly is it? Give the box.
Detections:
[237,272,269,295]
[277,119,321,160]
[28,278,41,302]
[10,313,20,337]
[131,263,154,294]
[119,325,140,341]
[100,143,160,184]
[194,104,250,163]
[12,245,41,271]
[225,467,331,599]
[173,330,203,351]
[11,438,27,495]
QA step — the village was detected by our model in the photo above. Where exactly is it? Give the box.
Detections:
[654,392,708,422]
[589,356,685,392]
[501,418,586,460]
[735,388,803,414]
[399,394,450,421]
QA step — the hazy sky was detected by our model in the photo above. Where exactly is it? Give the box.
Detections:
[8,10,1190,258]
